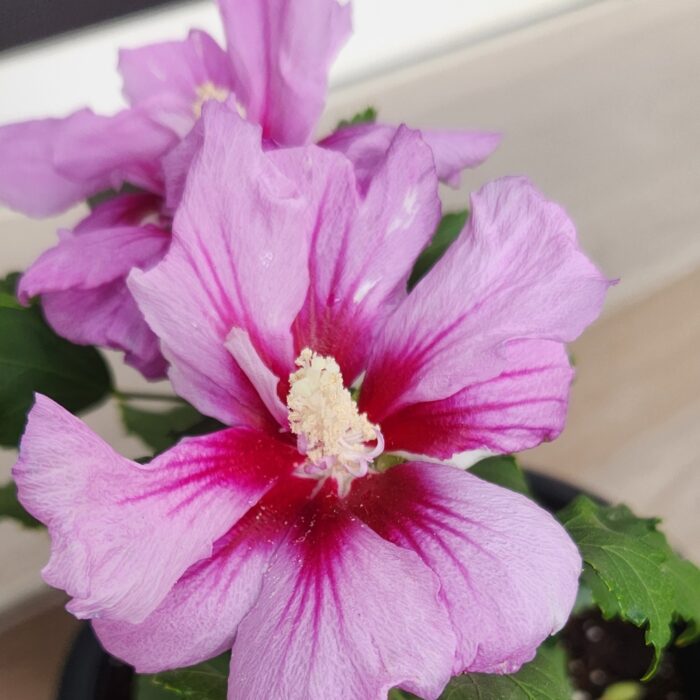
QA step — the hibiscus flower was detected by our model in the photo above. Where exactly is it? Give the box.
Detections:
[14,105,609,699]
[1,0,499,378]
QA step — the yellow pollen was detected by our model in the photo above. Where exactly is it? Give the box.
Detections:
[192,82,231,118]
[287,349,377,466]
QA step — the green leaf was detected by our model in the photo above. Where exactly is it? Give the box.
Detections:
[390,642,572,699]
[0,292,22,310]
[558,496,700,676]
[408,210,469,289]
[0,480,41,528]
[139,654,229,699]
[336,106,378,130]
[119,402,212,454]
[136,675,181,700]
[0,273,112,447]
[571,581,595,615]
[468,455,532,497]
[0,272,21,296]
[665,552,700,645]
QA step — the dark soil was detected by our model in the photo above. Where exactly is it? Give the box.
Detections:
[561,609,698,699]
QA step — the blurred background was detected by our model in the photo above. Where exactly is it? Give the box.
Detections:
[1,0,699,697]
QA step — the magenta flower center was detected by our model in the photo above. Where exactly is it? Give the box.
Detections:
[287,348,384,496]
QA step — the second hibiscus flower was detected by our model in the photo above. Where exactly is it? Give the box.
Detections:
[2,0,500,379]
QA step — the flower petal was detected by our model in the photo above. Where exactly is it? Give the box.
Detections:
[162,116,205,212]
[381,339,574,458]
[53,107,177,195]
[19,225,168,297]
[40,282,167,379]
[119,30,235,137]
[0,116,104,216]
[73,191,163,233]
[361,176,612,423]
[93,477,313,672]
[17,194,170,379]
[419,128,502,187]
[320,122,501,191]
[218,0,351,145]
[293,125,440,383]
[129,105,349,426]
[349,462,581,674]
[228,487,456,700]
[226,327,288,426]
[13,395,299,623]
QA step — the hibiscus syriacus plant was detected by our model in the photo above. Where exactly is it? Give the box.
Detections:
[1,2,699,700]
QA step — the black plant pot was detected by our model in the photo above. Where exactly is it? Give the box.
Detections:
[56,471,700,700]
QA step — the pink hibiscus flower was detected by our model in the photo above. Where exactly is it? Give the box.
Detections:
[14,105,608,699]
[2,0,499,379]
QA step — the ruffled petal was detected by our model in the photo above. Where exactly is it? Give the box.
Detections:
[73,192,163,233]
[41,282,167,379]
[361,176,612,423]
[349,462,581,674]
[0,115,105,216]
[228,486,456,700]
[293,125,440,383]
[162,116,204,212]
[419,128,502,187]
[218,0,351,145]
[19,225,168,296]
[53,107,178,195]
[129,104,352,426]
[17,194,170,379]
[13,395,299,623]
[93,477,313,672]
[319,122,501,191]
[381,339,573,458]
[119,30,235,137]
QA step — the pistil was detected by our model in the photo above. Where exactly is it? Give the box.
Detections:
[192,82,231,118]
[287,349,383,495]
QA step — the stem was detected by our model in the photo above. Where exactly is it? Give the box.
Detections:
[114,390,184,403]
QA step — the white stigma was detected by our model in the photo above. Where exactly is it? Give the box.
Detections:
[287,349,383,496]
[192,82,238,118]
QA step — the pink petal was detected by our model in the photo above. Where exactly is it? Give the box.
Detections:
[381,339,574,458]
[129,105,348,426]
[94,477,314,672]
[73,191,163,233]
[218,0,352,145]
[119,30,235,137]
[53,107,178,195]
[419,128,502,187]
[0,115,105,216]
[162,116,204,212]
[13,395,299,623]
[229,486,456,700]
[41,282,167,379]
[226,327,288,427]
[360,176,612,423]
[19,225,168,296]
[350,462,581,674]
[18,194,170,379]
[293,125,440,383]
[320,122,501,191]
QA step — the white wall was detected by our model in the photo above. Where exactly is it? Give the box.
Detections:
[0,0,592,122]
